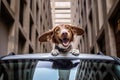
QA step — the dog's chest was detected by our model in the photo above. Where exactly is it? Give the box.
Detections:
[55,45,72,53]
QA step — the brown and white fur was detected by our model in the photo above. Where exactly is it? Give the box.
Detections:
[39,24,84,56]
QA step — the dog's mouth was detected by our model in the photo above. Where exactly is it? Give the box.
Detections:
[60,38,70,47]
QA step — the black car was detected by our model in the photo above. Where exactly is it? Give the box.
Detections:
[0,53,120,80]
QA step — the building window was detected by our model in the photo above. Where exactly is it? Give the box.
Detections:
[36,3,39,26]
[89,10,94,46]
[91,48,95,54]
[40,15,42,23]
[85,27,89,52]
[29,45,33,53]
[19,0,26,27]
[18,30,26,54]
[29,14,34,41]
[35,31,38,52]
[97,32,106,54]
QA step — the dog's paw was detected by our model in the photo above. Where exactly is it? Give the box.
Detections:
[70,49,80,56]
[51,49,59,56]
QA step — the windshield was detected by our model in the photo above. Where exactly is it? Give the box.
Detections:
[0,59,120,80]
[33,60,78,80]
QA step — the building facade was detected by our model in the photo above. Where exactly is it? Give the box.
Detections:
[0,0,52,56]
[71,0,120,57]
[51,0,71,26]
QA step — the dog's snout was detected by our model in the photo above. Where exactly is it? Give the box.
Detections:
[62,32,67,35]
[61,29,68,37]
[62,32,68,37]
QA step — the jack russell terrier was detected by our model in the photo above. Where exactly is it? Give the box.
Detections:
[39,24,84,56]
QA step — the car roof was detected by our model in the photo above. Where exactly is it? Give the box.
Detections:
[0,53,115,61]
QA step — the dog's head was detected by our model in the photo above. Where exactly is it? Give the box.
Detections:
[39,24,84,47]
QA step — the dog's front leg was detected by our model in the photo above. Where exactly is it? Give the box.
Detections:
[51,44,59,56]
[70,36,80,56]
[70,49,80,56]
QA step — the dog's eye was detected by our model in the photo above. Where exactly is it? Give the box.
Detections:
[68,30,70,33]
[68,28,73,33]
[55,28,60,33]
[56,30,60,34]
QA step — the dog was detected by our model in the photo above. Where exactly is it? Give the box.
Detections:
[39,24,84,56]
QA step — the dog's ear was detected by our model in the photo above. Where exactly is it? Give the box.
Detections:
[39,30,53,42]
[71,26,84,35]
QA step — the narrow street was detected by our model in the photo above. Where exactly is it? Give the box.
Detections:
[0,0,120,57]
[0,0,120,80]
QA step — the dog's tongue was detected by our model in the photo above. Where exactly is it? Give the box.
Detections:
[62,38,69,47]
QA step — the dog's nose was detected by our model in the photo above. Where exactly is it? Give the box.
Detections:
[62,32,68,36]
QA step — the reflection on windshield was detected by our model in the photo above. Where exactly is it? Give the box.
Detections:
[0,60,38,80]
[33,60,79,80]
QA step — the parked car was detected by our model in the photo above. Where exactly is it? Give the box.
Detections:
[0,53,120,80]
